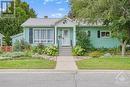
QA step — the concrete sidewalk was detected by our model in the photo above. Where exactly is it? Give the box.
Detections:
[56,56,78,70]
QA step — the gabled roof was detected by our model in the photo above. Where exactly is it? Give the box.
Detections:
[55,16,77,25]
[21,18,61,27]
[0,33,4,37]
[78,21,103,27]
[21,17,103,27]
[11,33,23,38]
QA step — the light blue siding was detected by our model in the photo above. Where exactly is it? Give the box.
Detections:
[12,34,23,45]
[23,28,29,43]
[21,26,121,48]
[77,27,120,48]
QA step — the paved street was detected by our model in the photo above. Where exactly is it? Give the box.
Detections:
[0,71,130,87]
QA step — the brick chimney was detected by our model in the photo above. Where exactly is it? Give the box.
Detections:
[44,16,48,19]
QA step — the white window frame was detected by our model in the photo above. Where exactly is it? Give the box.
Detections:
[33,28,54,44]
[101,31,111,38]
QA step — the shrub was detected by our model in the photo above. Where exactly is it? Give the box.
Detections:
[13,40,22,51]
[96,48,109,53]
[108,48,120,54]
[32,44,45,54]
[24,51,32,57]
[89,51,103,58]
[32,45,58,56]
[45,45,58,56]
[72,46,85,56]
[13,40,31,52]
[20,40,31,51]
[76,30,92,52]
[0,48,3,54]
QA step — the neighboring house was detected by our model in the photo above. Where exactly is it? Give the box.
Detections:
[12,17,120,48]
[0,33,4,46]
[11,33,23,45]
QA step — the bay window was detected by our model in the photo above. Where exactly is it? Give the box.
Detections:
[34,28,54,44]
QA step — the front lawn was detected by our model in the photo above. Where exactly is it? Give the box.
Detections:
[77,57,130,70]
[0,58,56,69]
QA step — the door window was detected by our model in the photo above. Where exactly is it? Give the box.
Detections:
[62,29,70,46]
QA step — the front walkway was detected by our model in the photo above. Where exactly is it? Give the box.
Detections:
[56,56,78,71]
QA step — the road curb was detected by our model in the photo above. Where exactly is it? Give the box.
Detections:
[0,69,130,73]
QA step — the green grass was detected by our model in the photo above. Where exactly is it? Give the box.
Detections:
[0,58,56,69]
[77,57,130,70]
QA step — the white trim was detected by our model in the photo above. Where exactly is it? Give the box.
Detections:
[33,28,54,44]
[0,38,2,46]
[61,29,70,46]
[11,33,23,38]
[0,33,4,37]
[55,16,77,26]
[73,26,76,46]
[54,26,57,45]
[100,31,111,38]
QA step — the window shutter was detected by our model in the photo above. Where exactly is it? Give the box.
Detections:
[97,30,100,38]
[29,28,33,44]
[88,31,91,37]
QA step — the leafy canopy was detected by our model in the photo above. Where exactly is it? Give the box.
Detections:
[71,0,130,41]
[76,30,92,52]
[0,0,36,45]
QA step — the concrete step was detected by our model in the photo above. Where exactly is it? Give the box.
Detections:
[59,49,72,51]
[60,52,72,55]
[59,47,72,49]
[59,51,72,53]
[59,47,72,56]
[59,50,72,52]
[59,48,72,50]
[59,53,72,56]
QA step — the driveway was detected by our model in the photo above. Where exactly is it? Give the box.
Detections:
[0,71,130,87]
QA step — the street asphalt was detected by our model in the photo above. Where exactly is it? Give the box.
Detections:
[0,71,130,87]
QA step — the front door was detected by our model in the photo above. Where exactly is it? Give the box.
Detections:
[62,29,70,46]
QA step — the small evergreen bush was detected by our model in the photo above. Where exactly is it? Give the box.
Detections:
[76,30,92,52]
[13,40,22,51]
[13,40,31,52]
[72,46,85,56]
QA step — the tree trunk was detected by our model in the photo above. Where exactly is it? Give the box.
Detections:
[121,40,127,56]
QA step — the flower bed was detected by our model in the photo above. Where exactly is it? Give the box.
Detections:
[0,52,31,60]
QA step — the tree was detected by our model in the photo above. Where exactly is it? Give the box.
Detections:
[76,30,92,52]
[71,0,130,56]
[0,0,36,45]
[0,18,22,45]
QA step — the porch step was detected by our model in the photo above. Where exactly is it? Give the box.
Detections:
[59,47,72,56]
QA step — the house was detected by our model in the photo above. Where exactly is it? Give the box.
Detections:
[0,33,4,46]
[11,33,23,46]
[12,17,120,49]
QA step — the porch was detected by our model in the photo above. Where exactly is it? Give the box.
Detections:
[55,27,76,48]
[55,27,76,56]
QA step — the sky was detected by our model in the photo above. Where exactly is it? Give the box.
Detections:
[22,0,70,18]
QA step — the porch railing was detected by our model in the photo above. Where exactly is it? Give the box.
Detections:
[71,40,73,48]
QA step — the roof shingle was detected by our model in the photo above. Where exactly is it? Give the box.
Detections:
[21,18,61,27]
